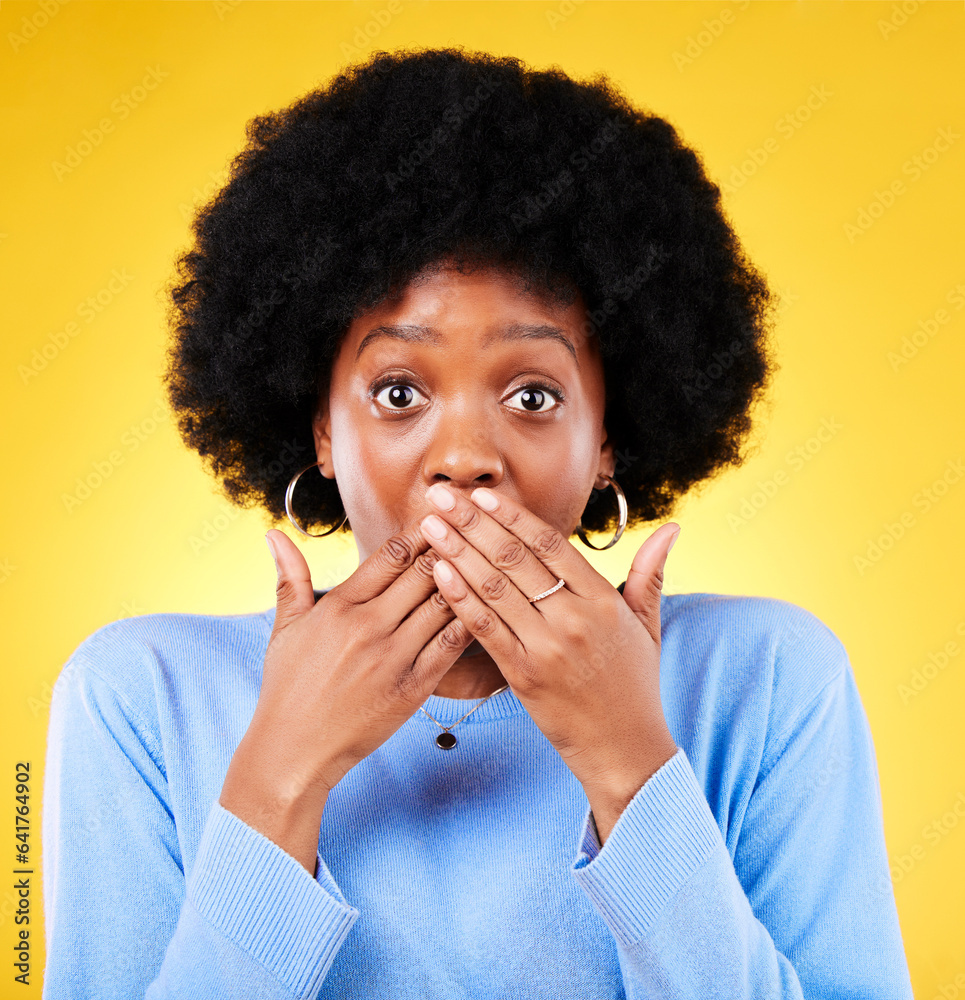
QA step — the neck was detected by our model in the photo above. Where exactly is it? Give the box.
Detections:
[430,641,508,700]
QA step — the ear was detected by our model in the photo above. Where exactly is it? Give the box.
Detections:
[312,402,335,480]
[595,422,617,488]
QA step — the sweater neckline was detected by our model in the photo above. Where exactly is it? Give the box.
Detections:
[416,685,526,723]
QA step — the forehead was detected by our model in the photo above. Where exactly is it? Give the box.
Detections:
[341,264,597,364]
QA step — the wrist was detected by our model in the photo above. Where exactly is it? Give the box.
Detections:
[582,731,677,800]
[243,702,343,794]
[583,736,678,846]
[222,721,330,825]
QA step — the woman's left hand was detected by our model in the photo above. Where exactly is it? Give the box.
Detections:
[419,483,680,827]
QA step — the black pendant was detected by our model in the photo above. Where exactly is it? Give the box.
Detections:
[436,732,457,749]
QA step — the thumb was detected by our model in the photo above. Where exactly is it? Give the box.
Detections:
[266,528,316,635]
[621,522,680,644]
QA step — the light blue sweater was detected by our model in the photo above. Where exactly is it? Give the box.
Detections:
[42,588,913,998]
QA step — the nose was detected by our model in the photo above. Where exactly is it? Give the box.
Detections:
[422,405,504,492]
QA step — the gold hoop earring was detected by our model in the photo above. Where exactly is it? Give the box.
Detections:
[575,474,627,550]
[285,460,348,538]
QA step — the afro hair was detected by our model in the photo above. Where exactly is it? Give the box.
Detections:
[162,44,778,538]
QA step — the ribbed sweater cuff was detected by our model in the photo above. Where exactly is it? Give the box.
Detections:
[187,800,360,996]
[577,805,603,862]
[570,747,723,948]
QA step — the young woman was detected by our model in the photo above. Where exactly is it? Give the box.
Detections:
[42,46,913,998]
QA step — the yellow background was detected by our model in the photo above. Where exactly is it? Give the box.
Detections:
[2,0,963,995]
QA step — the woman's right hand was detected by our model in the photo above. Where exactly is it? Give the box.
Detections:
[251,520,475,796]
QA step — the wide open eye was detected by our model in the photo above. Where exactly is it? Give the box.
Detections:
[504,382,564,414]
[369,376,564,414]
[372,381,428,410]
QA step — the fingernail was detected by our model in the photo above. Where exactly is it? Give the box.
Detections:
[668,527,681,552]
[422,514,448,540]
[265,533,277,561]
[471,488,499,511]
[435,560,453,583]
[426,484,455,510]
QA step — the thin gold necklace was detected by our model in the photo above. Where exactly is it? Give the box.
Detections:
[419,684,510,749]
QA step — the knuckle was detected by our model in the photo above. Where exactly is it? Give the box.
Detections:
[479,571,511,602]
[503,505,526,534]
[451,503,482,532]
[415,550,441,576]
[437,618,469,653]
[513,658,541,693]
[492,537,527,572]
[428,588,451,613]
[352,620,384,654]
[469,607,500,637]
[531,526,566,560]
[445,533,470,560]
[394,664,420,699]
[320,586,347,614]
[379,534,419,571]
[543,638,567,665]
[557,612,585,643]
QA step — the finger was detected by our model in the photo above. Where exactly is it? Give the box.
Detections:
[463,486,602,598]
[372,544,479,691]
[406,608,477,695]
[429,558,523,664]
[333,519,433,606]
[330,520,465,656]
[624,522,678,645]
[386,546,447,622]
[376,545,459,649]
[422,485,560,607]
[419,513,551,645]
[266,529,316,637]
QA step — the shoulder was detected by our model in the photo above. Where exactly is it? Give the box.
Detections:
[661,590,845,667]
[55,607,272,728]
[656,591,854,822]
[659,590,850,736]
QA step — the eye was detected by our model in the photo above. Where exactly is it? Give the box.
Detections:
[371,380,427,410]
[504,381,564,414]
[369,377,565,414]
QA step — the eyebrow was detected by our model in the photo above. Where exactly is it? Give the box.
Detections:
[354,322,579,368]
